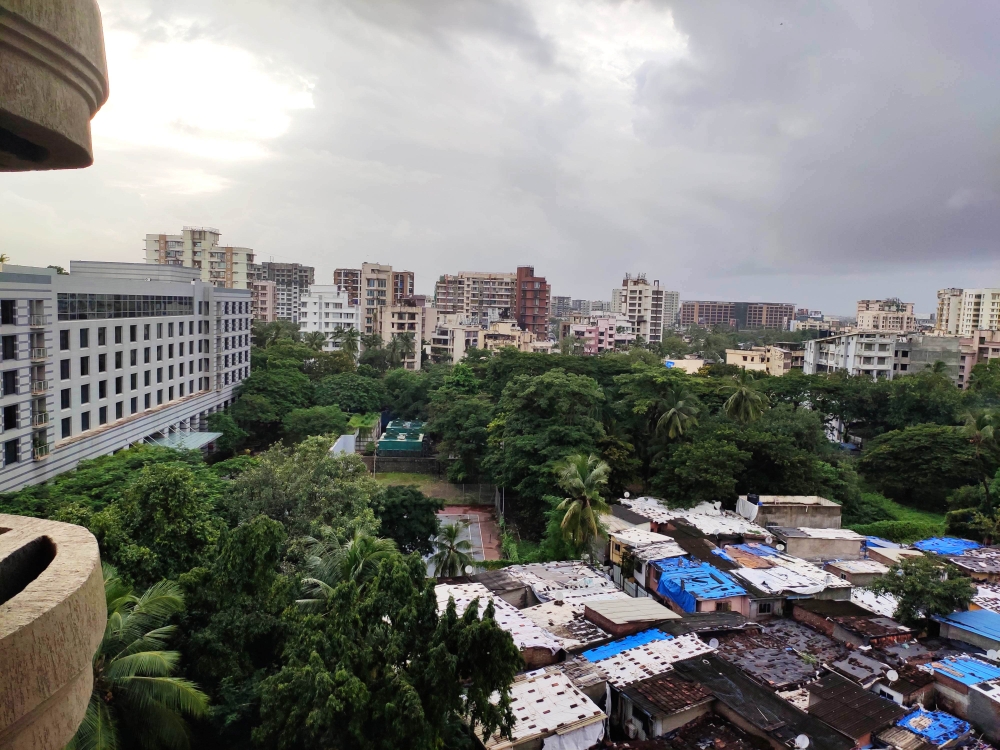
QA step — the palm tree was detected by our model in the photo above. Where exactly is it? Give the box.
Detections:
[555,453,611,548]
[385,336,404,368]
[340,327,361,358]
[963,410,998,510]
[68,564,208,750]
[360,333,383,352]
[723,369,769,424]
[303,330,327,352]
[396,332,416,361]
[430,521,476,578]
[296,527,398,610]
[655,387,699,439]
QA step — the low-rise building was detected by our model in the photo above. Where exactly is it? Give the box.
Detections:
[649,557,750,616]
[673,653,856,750]
[580,630,715,689]
[948,547,1000,582]
[738,494,842,529]
[565,313,636,354]
[968,678,1000,744]
[619,498,768,544]
[804,332,962,384]
[935,610,1000,654]
[583,597,680,637]
[663,357,706,374]
[868,547,925,567]
[790,600,913,648]
[771,527,866,561]
[481,670,605,750]
[824,559,890,585]
[920,656,1000,720]
[428,314,482,364]
[726,347,767,371]
[806,672,908,747]
[618,674,715,741]
[871,665,937,707]
[894,708,972,749]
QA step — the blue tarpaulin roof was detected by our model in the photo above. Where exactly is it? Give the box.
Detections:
[581,628,672,662]
[865,536,901,549]
[935,609,1000,644]
[654,556,747,613]
[897,709,970,746]
[912,537,981,555]
[927,656,1000,686]
[732,542,780,558]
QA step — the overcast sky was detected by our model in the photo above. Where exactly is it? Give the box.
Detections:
[2,0,998,315]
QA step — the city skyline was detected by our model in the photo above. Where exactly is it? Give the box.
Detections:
[2,0,998,316]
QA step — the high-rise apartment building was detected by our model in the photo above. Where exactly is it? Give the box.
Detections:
[617,274,668,344]
[935,288,1000,336]
[298,285,361,352]
[679,301,795,330]
[333,268,362,306]
[434,271,516,326]
[0,262,251,493]
[145,227,261,290]
[335,263,417,335]
[551,296,573,319]
[376,298,427,370]
[513,266,550,338]
[260,262,315,323]
[251,280,276,322]
[611,288,624,314]
[855,299,917,332]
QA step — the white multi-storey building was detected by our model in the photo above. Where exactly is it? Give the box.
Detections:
[803,332,960,384]
[616,274,669,345]
[298,285,361,352]
[935,288,1000,337]
[855,299,918,332]
[144,227,261,291]
[0,262,251,493]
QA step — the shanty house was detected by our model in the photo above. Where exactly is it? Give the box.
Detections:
[935,610,1000,653]
[824,559,890,586]
[582,597,680,637]
[618,674,714,740]
[737,494,843,529]
[805,672,908,746]
[870,664,936,707]
[649,556,750,616]
[920,655,1000,719]
[894,708,972,749]
[771,527,866,561]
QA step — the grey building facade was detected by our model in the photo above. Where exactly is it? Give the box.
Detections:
[0,262,251,493]
[261,261,315,323]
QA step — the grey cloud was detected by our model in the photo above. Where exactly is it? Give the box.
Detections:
[1,0,998,315]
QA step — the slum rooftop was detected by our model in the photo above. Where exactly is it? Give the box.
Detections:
[739,494,840,507]
[912,537,982,556]
[619,497,769,537]
[805,672,908,741]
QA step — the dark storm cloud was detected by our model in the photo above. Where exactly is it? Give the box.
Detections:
[1,0,997,314]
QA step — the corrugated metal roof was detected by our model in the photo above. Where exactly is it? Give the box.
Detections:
[805,672,907,740]
[584,596,680,625]
[654,557,746,609]
[911,537,981,555]
[623,674,714,715]
[922,656,1000,686]
[878,726,936,750]
[936,609,1000,643]
[585,632,715,688]
[483,671,605,750]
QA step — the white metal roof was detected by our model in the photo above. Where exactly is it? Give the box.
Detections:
[825,559,890,574]
[851,588,899,618]
[435,582,562,654]
[620,498,769,537]
[740,495,840,507]
[610,527,675,548]
[521,593,627,651]
[483,671,605,750]
[593,633,715,688]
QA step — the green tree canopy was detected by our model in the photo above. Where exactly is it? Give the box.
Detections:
[427,394,494,482]
[375,485,443,555]
[314,373,387,414]
[255,555,521,750]
[91,463,223,587]
[859,424,984,508]
[868,555,976,627]
[282,405,349,445]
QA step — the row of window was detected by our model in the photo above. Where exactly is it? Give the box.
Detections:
[61,362,207,406]
[60,381,208,438]
[57,294,195,320]
[59,321,215,350]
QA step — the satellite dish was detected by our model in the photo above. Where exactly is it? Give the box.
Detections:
[776,543,786,552]
[714,502,722,510]
[886,670,899,683]
[795,735,810,749]
[765,535,773,546]
[989,650,999,661]
[464,565,474,574]
[624,491,631,499]
[709,638,720,649]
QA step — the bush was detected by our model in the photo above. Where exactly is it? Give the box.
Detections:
[847,519,943,543]
[842,492,898,526]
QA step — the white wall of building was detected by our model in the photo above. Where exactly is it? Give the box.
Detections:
[298,285,361,352]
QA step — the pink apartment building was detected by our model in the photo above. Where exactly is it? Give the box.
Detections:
[568,314,636,354]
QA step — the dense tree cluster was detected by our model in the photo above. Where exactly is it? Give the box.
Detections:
[0,441,510,749]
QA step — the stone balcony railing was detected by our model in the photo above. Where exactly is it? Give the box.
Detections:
[0,515,105,750]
